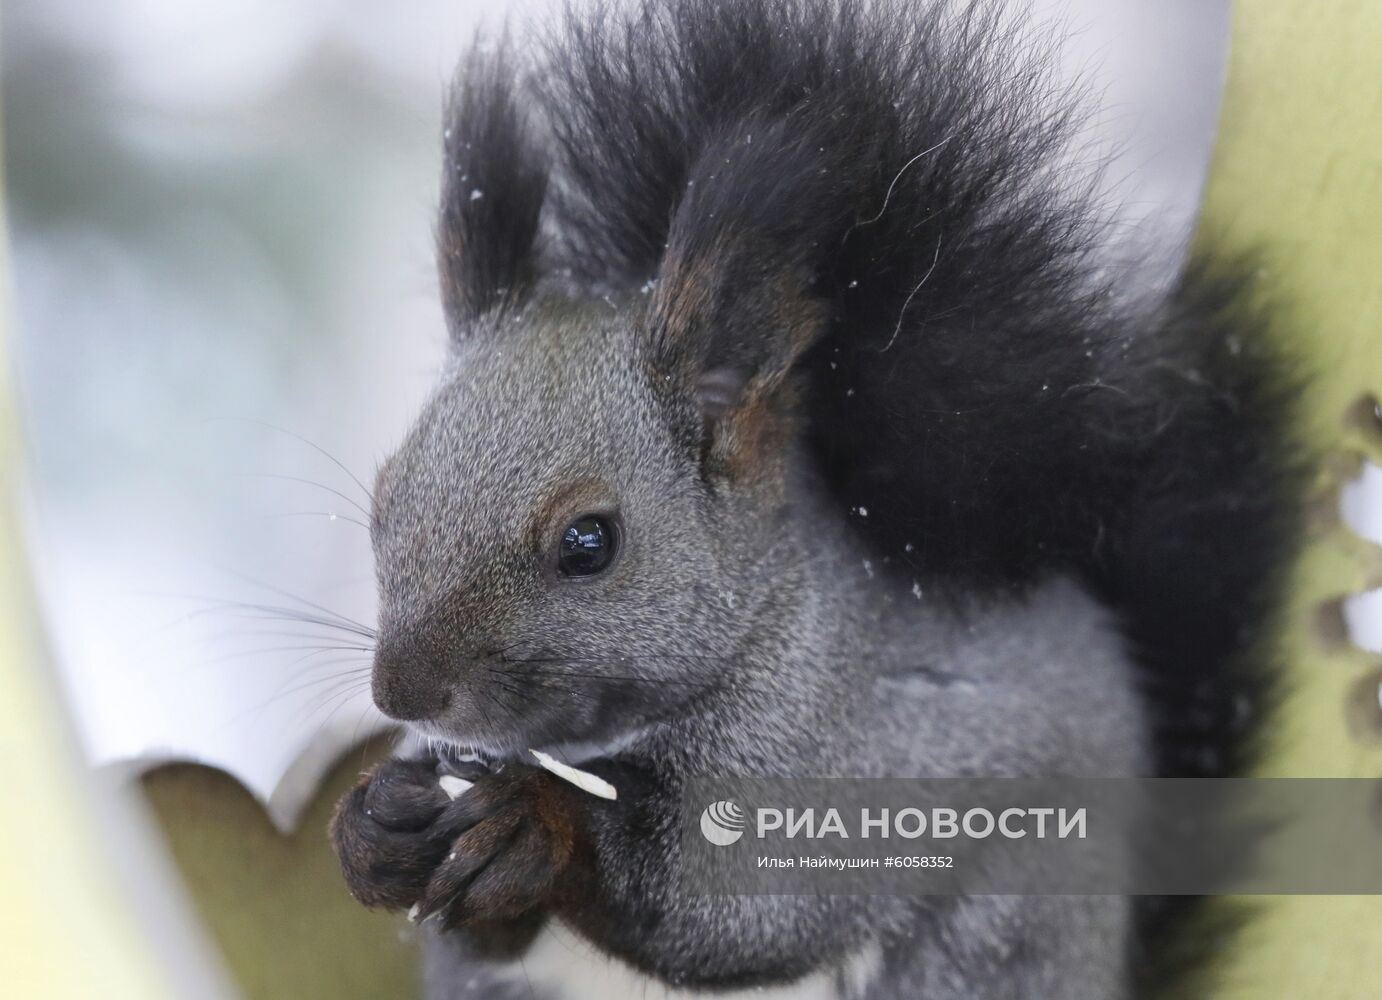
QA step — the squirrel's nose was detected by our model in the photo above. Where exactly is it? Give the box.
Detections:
[371,642,453,721]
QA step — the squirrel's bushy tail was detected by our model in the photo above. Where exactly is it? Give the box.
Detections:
[519,0,1303,784]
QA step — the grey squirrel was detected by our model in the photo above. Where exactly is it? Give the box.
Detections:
[328,0,1302,997]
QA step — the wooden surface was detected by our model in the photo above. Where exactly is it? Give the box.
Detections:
[142,743,420,1000]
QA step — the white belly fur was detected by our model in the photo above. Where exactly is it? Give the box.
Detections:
[486,920,881,1000]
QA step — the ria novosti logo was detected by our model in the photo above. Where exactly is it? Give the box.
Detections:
[698,799,1089,844]
[700,800,747,846]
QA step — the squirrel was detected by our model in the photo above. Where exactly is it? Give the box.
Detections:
[328,1,1302,997]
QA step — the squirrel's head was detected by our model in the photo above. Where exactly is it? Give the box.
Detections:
[368,58,833,752]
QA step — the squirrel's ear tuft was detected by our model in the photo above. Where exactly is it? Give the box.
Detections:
[437,42,548,339]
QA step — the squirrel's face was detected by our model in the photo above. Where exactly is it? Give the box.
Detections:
[370,83,831,753]
[368,299,816,754]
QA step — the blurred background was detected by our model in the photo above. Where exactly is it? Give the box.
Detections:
[1,0,1232,823]
[2,0,499,821]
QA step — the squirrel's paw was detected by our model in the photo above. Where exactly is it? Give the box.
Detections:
[329,757,453,910]
[414,765,585,928]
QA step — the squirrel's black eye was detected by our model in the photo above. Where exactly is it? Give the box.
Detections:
[558,515,617,578]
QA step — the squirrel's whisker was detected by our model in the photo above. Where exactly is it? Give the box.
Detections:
[222,417,375,504]
[265,511,371,530]
[237,472,373,520]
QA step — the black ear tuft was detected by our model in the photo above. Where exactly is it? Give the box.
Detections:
[438,41,548,336]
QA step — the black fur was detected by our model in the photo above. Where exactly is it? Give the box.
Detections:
[442,0,1301,779]
[438,41,547,335]
[436,0,1304,990]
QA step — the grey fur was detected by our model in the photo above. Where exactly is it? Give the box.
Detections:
[366,300,1147,997]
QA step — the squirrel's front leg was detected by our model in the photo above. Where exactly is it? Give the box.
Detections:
[412,765,590,927]
[334,755,877,989]
[330,757,454,910]
[330,757,592,927]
